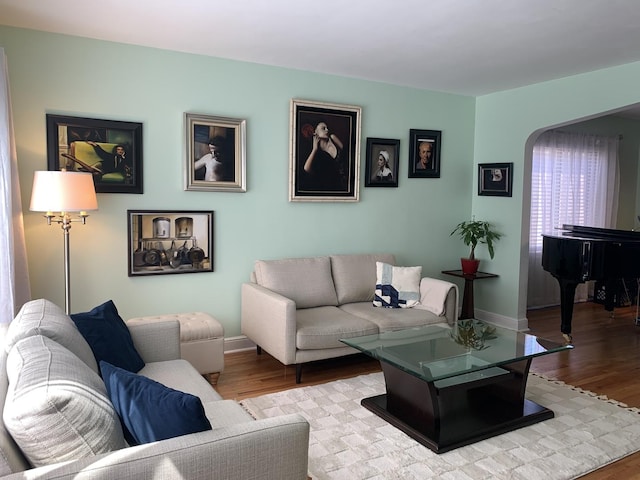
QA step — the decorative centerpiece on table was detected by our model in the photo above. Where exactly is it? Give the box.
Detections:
[451,319,497,350]
[450,218,502,275]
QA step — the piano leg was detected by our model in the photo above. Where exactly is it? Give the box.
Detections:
[557,278,579,344]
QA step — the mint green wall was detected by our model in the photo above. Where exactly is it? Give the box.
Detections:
[1,27,476,336]
[475,62,640,326]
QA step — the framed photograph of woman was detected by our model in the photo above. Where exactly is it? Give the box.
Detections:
[478,162,513,197]
[289,99,361,202]
[46,114,143,194]
[364,138,400,187]
[184,113,247,192]
[408,129,441,179]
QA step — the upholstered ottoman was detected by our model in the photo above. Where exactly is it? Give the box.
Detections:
[127,312,224,377]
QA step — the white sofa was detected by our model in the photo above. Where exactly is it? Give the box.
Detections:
[241,253,458,383]
[0,299,310,479]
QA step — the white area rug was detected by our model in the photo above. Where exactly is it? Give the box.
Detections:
[241,372,640,480]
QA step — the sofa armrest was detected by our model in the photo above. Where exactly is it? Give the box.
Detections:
[241,283,297,365]
[3,414,310,480]
[418,278,459,326]
[127,319,181,363]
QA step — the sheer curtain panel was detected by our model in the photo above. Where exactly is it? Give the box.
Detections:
[0,48,31,325]
[527,130,619,309]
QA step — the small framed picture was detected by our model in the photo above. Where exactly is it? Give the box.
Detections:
[478,162,513,197]
[184,113,247,192]
[46,114,143,194]
[289,98,361,202]
[364,138,399,187]
[127,210,214,276]
[408,129,441,178]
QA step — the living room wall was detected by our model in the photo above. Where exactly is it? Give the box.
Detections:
[0,26,478,338]
[475,61,640,327]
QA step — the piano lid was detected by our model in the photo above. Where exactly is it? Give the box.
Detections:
[546,224,640,241]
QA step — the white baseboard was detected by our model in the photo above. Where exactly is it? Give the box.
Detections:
[474,308,528,331]
[224,335,256,353]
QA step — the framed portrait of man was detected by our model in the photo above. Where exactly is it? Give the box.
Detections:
[408,129,441,179]
[184,113,247,192]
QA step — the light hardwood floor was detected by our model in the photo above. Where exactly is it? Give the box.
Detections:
[214,302,640,479]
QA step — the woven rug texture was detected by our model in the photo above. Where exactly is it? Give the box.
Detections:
[241,372,640,480]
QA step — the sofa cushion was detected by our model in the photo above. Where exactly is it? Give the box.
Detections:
[3,336,126,467]
[340,302,445,332]
[331,254,396,305]
[100,361,212,445]
[296,306,379,349]
[254,256,338,308]
[71,300,145,373]
[5,298,98,373]
[374,262,422,308]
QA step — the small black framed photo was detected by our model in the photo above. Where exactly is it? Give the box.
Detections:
[46,114,143,194]
[408,129,441,178]
[127,210,214,277]
[184,113,247,192]
[478,162,513,197]
[364,138,399,187]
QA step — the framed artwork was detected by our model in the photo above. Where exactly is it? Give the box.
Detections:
[184,113,247,192]
[408,129,441,178]
[289,98,361,202]
[127,210,214,276]
[478,162,513,197]
[364,137,400,187]
[46,114,143,194]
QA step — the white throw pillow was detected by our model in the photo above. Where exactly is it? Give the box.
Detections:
[3,335,126,467]
[373,262,421,308]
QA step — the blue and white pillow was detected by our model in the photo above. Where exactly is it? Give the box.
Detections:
[374,262,422,308]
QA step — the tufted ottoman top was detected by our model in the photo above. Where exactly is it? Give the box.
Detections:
[127,313,223,342]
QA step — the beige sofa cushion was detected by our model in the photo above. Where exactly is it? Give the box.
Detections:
[3,335,126,467]
[5,298,98,373]
[296,306,379,349]
[254,257,338,308]
[331,254,395,305]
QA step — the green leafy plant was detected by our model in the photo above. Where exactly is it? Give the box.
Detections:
[450,219,502,260]
[451,319,497,350]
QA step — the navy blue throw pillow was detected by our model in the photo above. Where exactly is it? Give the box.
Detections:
[100,361,212,445]
[71,300,144,373]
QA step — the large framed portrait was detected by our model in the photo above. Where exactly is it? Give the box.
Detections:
[127,210,214,276]
[364,137,400,187]
[46,114,143,194]
[289,99,361,202]
[408,129,441,179]
[184,113,247,192]
[478,162,513,197]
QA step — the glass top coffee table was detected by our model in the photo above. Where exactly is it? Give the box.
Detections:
[341,320,572,453]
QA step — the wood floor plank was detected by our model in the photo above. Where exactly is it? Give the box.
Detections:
[214,302,640,478]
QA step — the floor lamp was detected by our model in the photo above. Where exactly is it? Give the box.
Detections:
[29,170,98,315]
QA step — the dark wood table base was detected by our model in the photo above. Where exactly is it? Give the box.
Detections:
[362,359,554,453]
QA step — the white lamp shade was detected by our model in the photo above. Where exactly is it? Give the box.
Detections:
[30,171,98,213]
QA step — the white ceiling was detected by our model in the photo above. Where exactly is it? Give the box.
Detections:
[2,0,640,96]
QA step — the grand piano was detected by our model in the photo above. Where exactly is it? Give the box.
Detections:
[542,224,640,341]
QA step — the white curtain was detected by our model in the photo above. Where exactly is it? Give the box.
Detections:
[0,48,31,324]
[527,130,619,309]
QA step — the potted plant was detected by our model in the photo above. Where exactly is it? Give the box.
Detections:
[450,219,502,275]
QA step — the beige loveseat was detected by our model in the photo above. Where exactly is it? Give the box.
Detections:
[0,299,309,479]
[241,253,458,383]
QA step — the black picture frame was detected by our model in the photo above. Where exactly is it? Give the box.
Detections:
[127,210,214,276]
[184,113,247,192]
[408,129,441,178]
[289,98,361,202]
[46,114,143,194]
[478,162,513,197]
[364,138,400,187]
